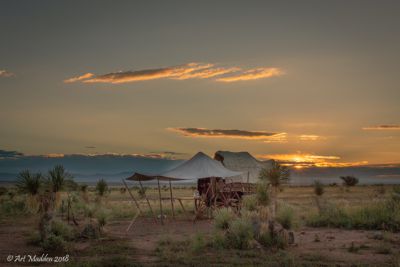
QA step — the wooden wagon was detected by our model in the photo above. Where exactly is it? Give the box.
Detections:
[194,177,256,219]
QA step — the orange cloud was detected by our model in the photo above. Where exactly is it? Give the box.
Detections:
[173,67,240,80]
[168,127,286,142]
[362,124,400,130]
[216,67,283,82]
[64,73,94,83]
[257,153,367,168]
[299,135,325,141]
[0,70,15,78]
[64,63,283,84]
[44,153,65,158]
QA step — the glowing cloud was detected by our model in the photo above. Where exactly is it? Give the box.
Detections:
[299,135,325,141]
[0,70,15,78]
[362,125,400,130]
[216,67,283,82]
[257,153,367,168]
[64,63,283,84]
[168,127,286,141]
[64,73,94,83]
[173,67,240,80]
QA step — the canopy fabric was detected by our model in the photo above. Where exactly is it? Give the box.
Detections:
[126,152,242,181]
[125,172,184,181]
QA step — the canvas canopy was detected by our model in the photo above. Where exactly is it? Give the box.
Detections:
[214,151,275,183]
[126,152,242,181]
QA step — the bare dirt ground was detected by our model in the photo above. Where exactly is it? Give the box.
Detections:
[0,216,399,266]
[106,217,400,266]
[107,217,213,264]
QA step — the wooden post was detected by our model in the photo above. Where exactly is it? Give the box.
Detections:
[169,179,175,218]
[138,179,157,223]
[122,179,143,214]
[157,178,164,225]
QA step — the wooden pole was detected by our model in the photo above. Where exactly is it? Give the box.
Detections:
[122,179,143,214]
[157,178,164,225]
[138,179,157,223]
[169,180,175,218]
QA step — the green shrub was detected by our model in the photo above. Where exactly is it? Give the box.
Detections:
[257,231,287,249]
[190,233,206,253]
[0,198,26,216]
[41,234,67,252]
[307,200,400,232]
[340,176,358,186]
[214,209,235,230]
[242,195,258,211]
[226,217,254,249]
[313,180,324,196]
[211,230,227,249]
[256,182,270,206]
[276,205,294,230]
[51,219,76,241]
[96,209,110,228]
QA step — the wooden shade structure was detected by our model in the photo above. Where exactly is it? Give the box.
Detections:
[123,152,242,231]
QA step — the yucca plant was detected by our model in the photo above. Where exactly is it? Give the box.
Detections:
[47,165,73,193]
[259,161,290,219]
[16,170,42,196]
[96,179,108,197]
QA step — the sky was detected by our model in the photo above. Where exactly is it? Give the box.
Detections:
[1,0,400,168]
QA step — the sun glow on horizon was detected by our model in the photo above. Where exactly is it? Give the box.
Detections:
[257,153,368,168]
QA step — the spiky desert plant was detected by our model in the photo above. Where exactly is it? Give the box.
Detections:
[259,161,290,219]
[96,179,108,197]
[47,165,73,193]
[16,170,42,196]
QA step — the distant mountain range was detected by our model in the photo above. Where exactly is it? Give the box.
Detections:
[0,154,399,185]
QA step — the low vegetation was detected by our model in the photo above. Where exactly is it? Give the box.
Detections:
[1,167,400,266]
[340,175,359,187]
[307,188,400,232]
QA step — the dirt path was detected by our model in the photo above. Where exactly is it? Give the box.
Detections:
[106,217,213,263]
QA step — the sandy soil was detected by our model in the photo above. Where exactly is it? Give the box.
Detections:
[106,217,400,266]
[0,216,399,266]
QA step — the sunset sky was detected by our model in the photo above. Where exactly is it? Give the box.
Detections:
[1,1,400,168]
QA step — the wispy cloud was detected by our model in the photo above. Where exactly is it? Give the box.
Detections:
[64,73,94,83]
[257,153,368,168]
[0,70,15,78]
[362,124,400,130]
[216,67,283,82]
[168,127,287,142]
[64,63,283,84]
